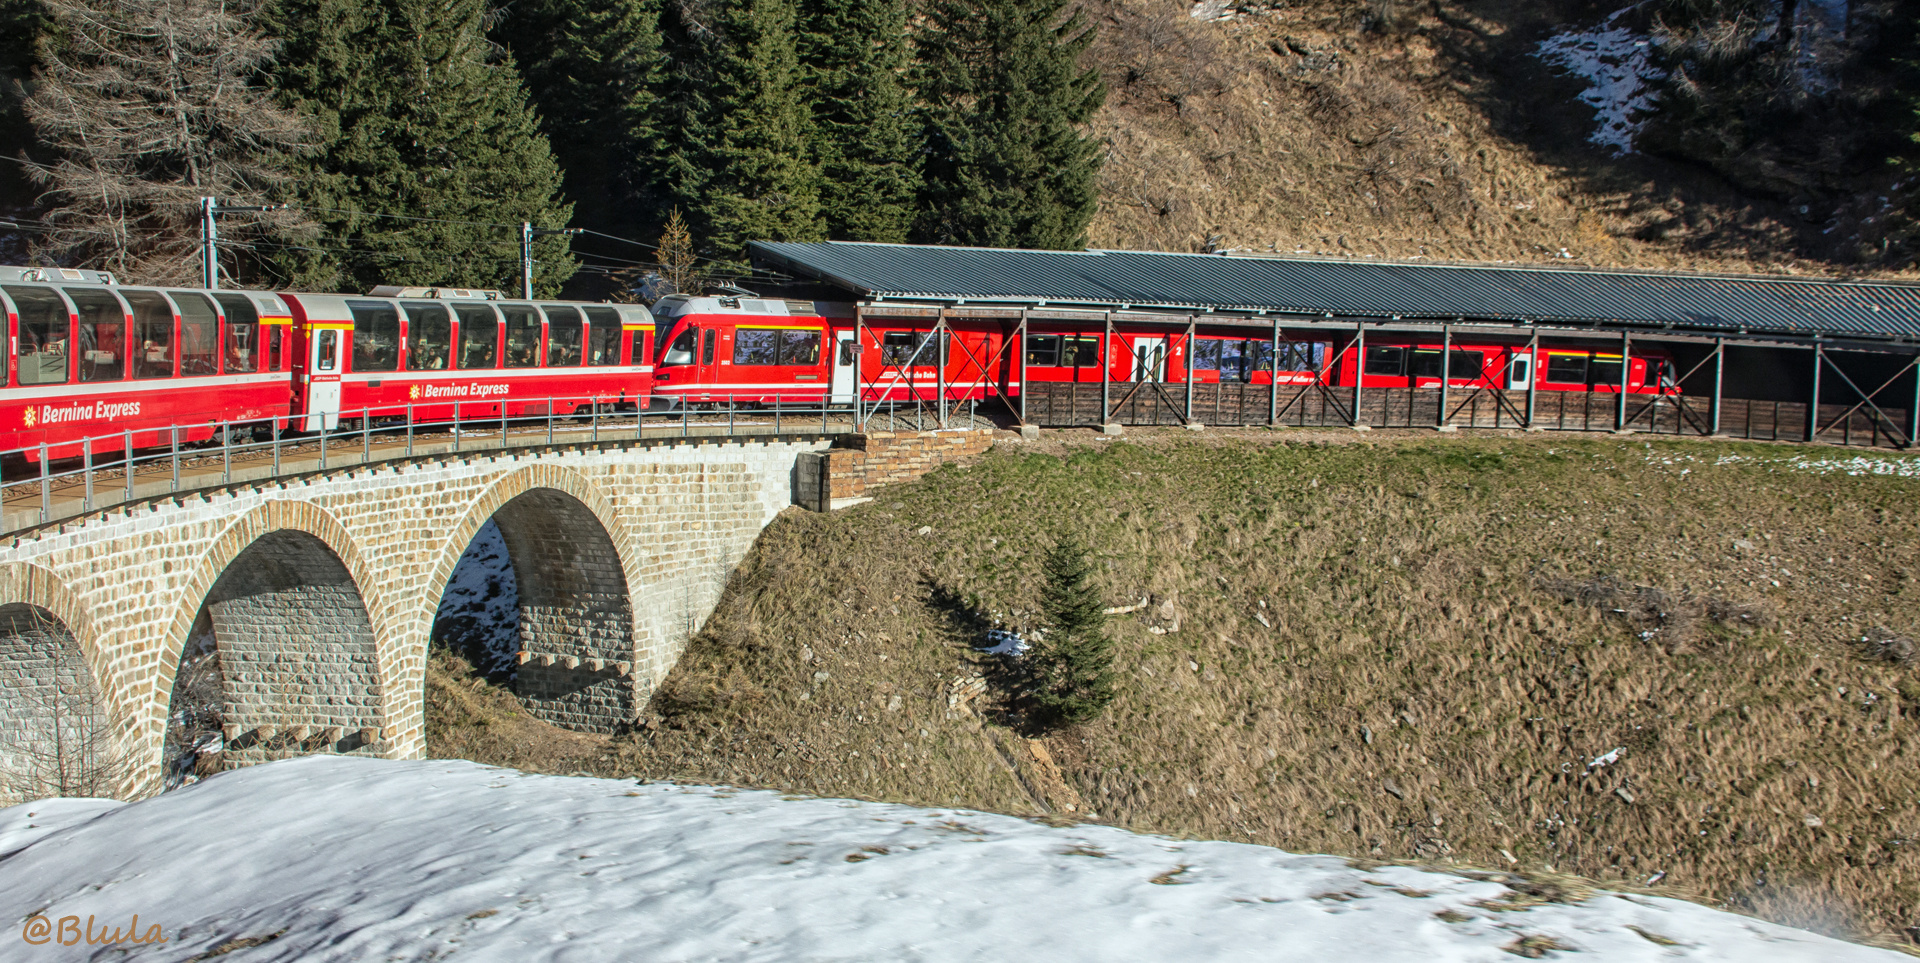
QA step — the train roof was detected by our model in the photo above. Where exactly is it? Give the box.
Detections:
[749,241,1920,345]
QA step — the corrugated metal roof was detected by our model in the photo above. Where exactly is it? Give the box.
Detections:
[749,241,1920,342]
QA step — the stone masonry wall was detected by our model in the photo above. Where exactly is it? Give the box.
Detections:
[0,435,832,797]
[796,430,994,511]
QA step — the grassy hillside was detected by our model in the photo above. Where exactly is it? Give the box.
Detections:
[430,428,1920,949]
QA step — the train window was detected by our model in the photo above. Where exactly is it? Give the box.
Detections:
[585,308,621,365]
[169,292,220,376]
[883,330,948,366]
[1193,339,1223,371]
[124,290,175,379]
[1364,345,1405,376]
[1024,334,1060,367]
[662,328,695,365]
[67,288,126,383]
[1448,350,1483,380]
[1219,341,1246,381]
[455,304,498,369]
[1274,341,1326,372]
[701,328,716,365]
[779,330,821,365]
[542,306,582,366]
[1063,337,1097,366]
[213,293,259,374]
[6,286,70,385]
[628,329,645,366]
[734,328,778,365]
[404,303,452,371]
[502,305,541,367]
[346,300,400,372]
[1590,356,1624,386]
[1545,353,1587,384]
[1408,349,1443,378]
[317,329,338,372]
[268,326,283,370]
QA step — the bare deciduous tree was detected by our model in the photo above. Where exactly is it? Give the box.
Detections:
[21,0,313,284]
[0,608,132,803]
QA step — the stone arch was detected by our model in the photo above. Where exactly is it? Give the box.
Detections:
[148,502,392,789]
[423,465,643,733]
[0,603,115,804]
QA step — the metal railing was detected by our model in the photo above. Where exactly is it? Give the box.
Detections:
[1,394,985,536]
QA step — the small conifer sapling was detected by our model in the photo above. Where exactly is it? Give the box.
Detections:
[1029,535,1115,727]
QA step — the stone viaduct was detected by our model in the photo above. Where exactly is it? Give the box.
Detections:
[0,429,992,802]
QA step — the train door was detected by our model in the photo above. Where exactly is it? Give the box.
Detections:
[306,327,342,430]
[1130,337,1167,382]
[830,329,856,404]
[1507,348,1532,391]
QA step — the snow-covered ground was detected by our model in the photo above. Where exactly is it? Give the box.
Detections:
[1535,8,1666,155]
[1,757,1905,961]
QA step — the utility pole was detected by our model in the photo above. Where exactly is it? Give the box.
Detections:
[200,197,282,289]
[521,222,581,298]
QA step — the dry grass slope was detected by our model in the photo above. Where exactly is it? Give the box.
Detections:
[1086,0,1915,276]
[429,429,1920,950]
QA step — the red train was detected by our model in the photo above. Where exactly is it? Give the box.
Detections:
[0,270,1679,462]
[0,271,658,461]
[649,299,1677,404]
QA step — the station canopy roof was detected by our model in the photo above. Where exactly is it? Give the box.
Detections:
[749,240,1920,345]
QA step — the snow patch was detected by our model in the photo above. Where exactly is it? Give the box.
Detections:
[1535,8,1667,155]
[0,756,1906,961]
[431,519,519,674]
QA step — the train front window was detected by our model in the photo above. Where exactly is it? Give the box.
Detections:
[662,328,696,365]
[735,328,778,365]
[502,306,541,367]
[67,287,127,383]
[169,292,220,376]
[213,293,259,374]
[404,303,452,371]
[585,308,621,365]
[779,330,821,365]
[6,285,70,385]
[1364,345,1405,376]
[455,304,498,369]
[542,306,582,366]
[1545,354,1588,384]
[123,290,174,379]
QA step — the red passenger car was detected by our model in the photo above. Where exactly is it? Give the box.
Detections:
[0,267,294,460]
[284,288,655,431]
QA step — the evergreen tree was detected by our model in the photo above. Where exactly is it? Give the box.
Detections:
[702,0,825,263]
[914,0,1106,250]
[22,0,312,284]
[491,0,668,235]
[800,0,917,242]
[263,0,574,293]
[1028,535,1116,727]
